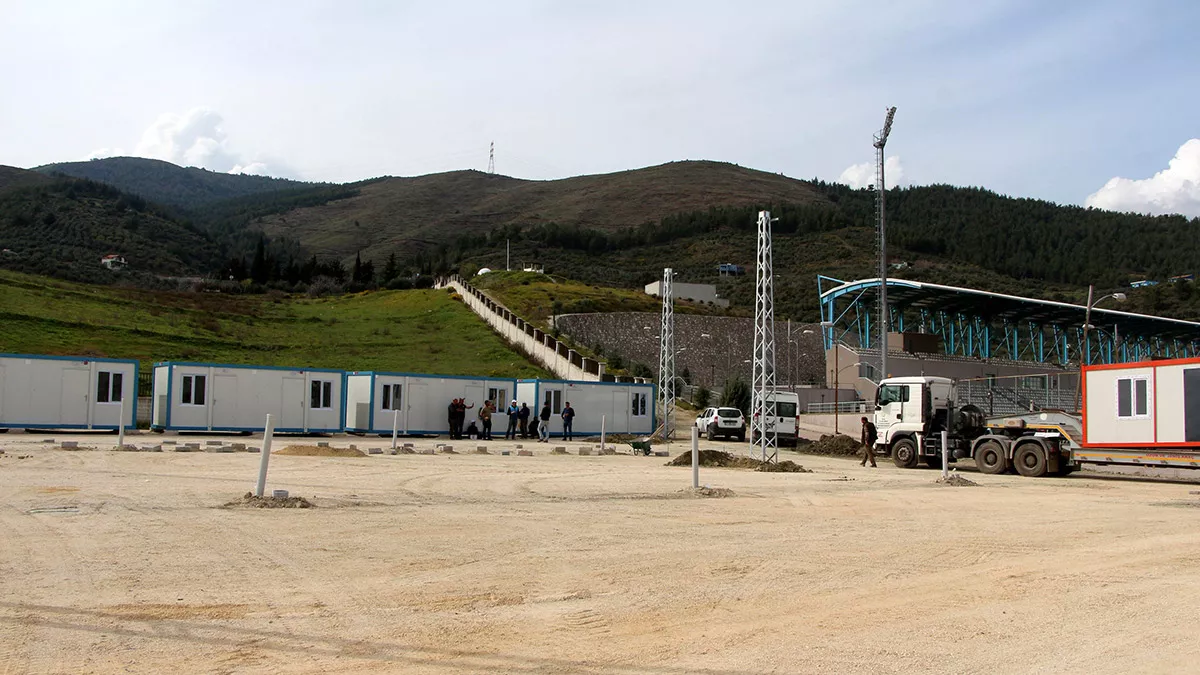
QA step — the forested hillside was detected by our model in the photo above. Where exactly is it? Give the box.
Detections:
[35,157,312,209]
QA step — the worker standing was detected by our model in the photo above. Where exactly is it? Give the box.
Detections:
[860,416,878,467]
[538,401,552,442]
[561,402,575,441]
[447,399,458,439]
[505,400,520,440]
[478,401,494,441]
[518,403,531,438]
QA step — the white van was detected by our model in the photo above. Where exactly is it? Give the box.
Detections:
[751,391,800,445]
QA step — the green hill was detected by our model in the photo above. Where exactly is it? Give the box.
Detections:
[0,171,224,283]
[0,269,548,378]
[35,157,314,209]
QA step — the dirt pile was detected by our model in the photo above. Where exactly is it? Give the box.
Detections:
[679,486,736,498]
[936,474,979,487]
[667,450,810,472]
[224,492,315,508]
[274,445,366,458]
[799,434,863,456]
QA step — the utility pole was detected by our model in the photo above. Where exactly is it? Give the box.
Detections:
[874,106,897,382]
[488,141,495,174]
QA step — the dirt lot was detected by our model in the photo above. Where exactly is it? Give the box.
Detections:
[2,433,1200,674]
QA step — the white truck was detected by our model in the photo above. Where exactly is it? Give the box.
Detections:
[751,391,801,445]
[875,358,1200,476]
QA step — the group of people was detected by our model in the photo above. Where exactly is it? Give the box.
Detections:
[447,397,577,442]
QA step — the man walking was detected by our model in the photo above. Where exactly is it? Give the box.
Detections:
[860,416,878,467]
[518,403,530,439]
[538,400,552,442]
[505,400,520,440]
[561,402,576,441]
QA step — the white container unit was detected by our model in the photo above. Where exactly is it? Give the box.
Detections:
[0,353,138,430]
[345,372,515,435]
[1083,356,1200,449]
[152,362,345,433]
[515,379,657,438]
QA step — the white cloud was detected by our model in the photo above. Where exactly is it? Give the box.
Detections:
[838,156,906,189]
[1085,139,1200,217]
[89,108,284,176]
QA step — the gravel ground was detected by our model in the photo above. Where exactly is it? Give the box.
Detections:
[2,431,1199,673]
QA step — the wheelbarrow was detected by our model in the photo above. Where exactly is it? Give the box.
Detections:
[629,440,652,456]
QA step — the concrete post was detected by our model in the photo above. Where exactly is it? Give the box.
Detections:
[256,414,274,497]
[691,425,700,489]
[392,409,400,450]
[941,430,949,480]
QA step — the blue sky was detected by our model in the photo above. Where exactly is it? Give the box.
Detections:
[1,0,1197,214]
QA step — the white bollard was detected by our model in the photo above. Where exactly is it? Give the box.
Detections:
[691,425,699,489]
[118,396,126,449]
[391,409,400,450]
[256,414,274,497]
[941,430,949,480]
[600,414,606,452]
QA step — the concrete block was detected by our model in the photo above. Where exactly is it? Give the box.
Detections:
[206,440,223,446]
[578,448,592,456]
[419,448,435,455]
[317,441,329,447]
[501,450,511,456]
[602,448,617,455]
[368,447,383,455]
[231,443,246,451]
[515,444,523,449]
[42,439,55,444]
[440,445,454,453]
[517,450,533,456]
[475,446,489,454]
[388,448,398,455]
[162,440,176,445]
[578,446,591,453]
[348,444,358,451]
[553,446,568,454]
[60,441,78,449]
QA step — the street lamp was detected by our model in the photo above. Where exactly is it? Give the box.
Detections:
[1077,285,1127,410]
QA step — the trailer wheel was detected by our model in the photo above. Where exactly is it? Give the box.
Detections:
[892,438,918,469]
[975,440,1008,474]
[1014,442,1048,477]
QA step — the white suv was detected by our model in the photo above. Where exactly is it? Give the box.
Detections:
[696,407,746,441]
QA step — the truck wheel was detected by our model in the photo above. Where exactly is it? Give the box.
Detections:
[892,438,918,469]
[975,440,1008,474]
[1014,442,1048,477]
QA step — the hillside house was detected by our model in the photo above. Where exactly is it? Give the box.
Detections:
[100,254,127,270]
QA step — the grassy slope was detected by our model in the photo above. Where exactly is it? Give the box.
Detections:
[257,161,828,261]
[470,270,723,324]
[0,270,547,378]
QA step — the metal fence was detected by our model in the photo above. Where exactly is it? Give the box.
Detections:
[805,401,870,414]
[955,373,1079,416]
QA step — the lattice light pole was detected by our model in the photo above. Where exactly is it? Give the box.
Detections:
[750,210,778,463]
[658,268,675,439]
[874,106,897,381]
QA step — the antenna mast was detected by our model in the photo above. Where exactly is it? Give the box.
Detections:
[488,141,495,174]
[873,106,896,382]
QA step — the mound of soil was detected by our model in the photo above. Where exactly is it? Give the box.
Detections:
[274,445,366,458]
[224,492,314,508]
[679,486,736,498]
[800,434,863,456]
[667,450,810,472]
[936,475,978,487]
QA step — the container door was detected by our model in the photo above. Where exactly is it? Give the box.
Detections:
[407,383,427,433]
[464,385,485,410]
[213,375,239,429]
[1185,369,1200,442]
[281,376,306,431]
[61,368,90,426]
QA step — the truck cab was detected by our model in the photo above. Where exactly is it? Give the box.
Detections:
[873,376,957,467]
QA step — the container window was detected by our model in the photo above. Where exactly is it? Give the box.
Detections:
[632,392,648,417]
[382,384,402,410]
[181,375,205,405]
[97,371,110,403]
[1116,377,1150,419]
[311,380,334,409]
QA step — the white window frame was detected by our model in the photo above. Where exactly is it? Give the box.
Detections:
[181,374,206,406]
[96,370,124,404]
[311,379,334,410]
[1115,376,1151,419]
[488,387,506,407]
[632,392,648,417]
[381,383,402,411]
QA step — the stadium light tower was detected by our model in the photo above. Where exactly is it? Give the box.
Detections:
[658,268,676,439]
[874,106,897,381]
[750,210,778,463]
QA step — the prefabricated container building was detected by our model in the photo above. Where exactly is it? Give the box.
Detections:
[152,362,345,433]
[0,353,138,430]
[345,372,516,435]
[515,379,656,437]
[1083,357,1200,451]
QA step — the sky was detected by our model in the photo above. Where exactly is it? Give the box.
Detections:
[1,0,1198,216]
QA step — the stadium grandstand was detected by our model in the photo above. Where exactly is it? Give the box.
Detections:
[818,276,1200,415]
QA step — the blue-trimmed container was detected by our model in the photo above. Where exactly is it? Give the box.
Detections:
[345,371,516,435]
[515,379,656,438]
[151,361,346,433]
[0,353,138,431]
